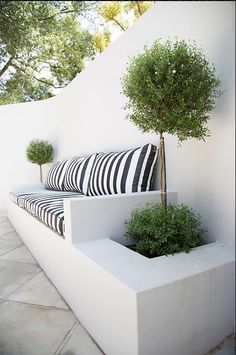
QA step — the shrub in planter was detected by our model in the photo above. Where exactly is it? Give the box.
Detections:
[26,139,54,182]
[125,203,204,258]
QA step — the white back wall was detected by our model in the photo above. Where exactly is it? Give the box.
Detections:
[0,98,59,205]
[0,2,234,248]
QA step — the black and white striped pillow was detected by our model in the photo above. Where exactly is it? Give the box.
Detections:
[44,160,69,191]
[87,144,157,196]
[64,154,97,194]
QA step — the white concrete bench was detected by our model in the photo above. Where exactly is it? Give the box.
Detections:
[8,188,235,355]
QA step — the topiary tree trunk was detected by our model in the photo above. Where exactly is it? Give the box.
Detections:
[159,132,167,206]
[39,164,43,183]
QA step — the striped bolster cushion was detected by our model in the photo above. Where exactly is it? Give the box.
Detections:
[44,160,69,191]
[87,143,158,196]
[64,154,97,194]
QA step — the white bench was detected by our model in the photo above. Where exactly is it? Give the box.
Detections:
[8,188,235,355]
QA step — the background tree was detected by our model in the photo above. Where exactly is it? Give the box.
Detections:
[26,139,54,183]
[124,1,154,18]
[98,1,154,32]
[0,1,97,104]
[98,1,127,31]
[0,1,155,105]
[94,31,111,53]
[122,39,222,205]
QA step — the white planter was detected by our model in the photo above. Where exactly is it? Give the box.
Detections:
[8,200,235,355]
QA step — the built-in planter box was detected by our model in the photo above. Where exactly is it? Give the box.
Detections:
[8,192,235,355]
[73,239,235,355]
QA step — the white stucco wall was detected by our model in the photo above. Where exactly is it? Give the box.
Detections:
[0,2,235,248]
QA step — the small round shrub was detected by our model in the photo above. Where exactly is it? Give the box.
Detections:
[26,139,53,165]
[26,139,54,182]
[125,203,204,258]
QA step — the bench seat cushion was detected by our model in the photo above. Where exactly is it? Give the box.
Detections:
[10,191,84,237]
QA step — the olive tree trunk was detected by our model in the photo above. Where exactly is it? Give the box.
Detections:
[39,164,43,183]
[159,132,167,206]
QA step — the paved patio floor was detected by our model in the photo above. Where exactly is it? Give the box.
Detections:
[0,212,103,355]
[0,212,234,355]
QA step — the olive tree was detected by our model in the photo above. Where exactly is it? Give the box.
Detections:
[122,39,222,205]
[26,139,54,182]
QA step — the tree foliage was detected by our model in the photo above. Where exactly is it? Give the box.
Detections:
[98,1,154,31]
[122,39,222,205]
[126,203,204,258]
[98,1,128,31]
[122,39,222,142]
[0,1,96,104]
[0,1,154,105]
[26,139,54,165]
[94,31,111,53]
[125,1,153,18]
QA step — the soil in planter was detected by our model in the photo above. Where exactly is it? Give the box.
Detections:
[126,239,207,259]
[126,245,155,259]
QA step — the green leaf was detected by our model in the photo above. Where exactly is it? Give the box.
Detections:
[26,139,54,165]
[125,203,205,257]
[121,39,222,142]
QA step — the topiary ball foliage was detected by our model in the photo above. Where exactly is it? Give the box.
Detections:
[26,139,53,165]
[122,39,222,142]
[125,203,204,258]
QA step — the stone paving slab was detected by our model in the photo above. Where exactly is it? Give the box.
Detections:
[0,301,77,355]
[0,230,22,243]
[0,245,36,264]
[0,220,14,237]
[0,216,8,223]
[58,323,104,355]
[9,271,69,310]
[0,214,103,355]
[0,260,41,298]
[0,238,22,256]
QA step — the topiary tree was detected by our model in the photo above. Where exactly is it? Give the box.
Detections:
[122,39,222,205]
[26,139,54,183]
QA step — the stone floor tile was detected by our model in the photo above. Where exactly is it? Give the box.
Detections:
[0,301,77,355]
[0,238,22,256]
[9,271,69,310]
[58,323,104,355]
[0,260,41,298]
[0,245,36,264]
[0,216,8,223]
[0,222,14,238]
[0,230,22,243]
[0,211,7,218]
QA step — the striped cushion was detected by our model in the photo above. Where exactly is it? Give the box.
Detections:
[64,154,97,194]
[9,192,20,205]
[87,143,157,196]
[10,191,84,236]
[20,191,79,215]
[44,160,69,191]
[27,195,65,235]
